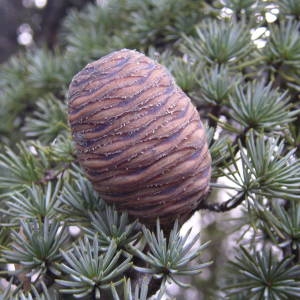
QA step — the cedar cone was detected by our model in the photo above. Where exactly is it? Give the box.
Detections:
[68,49,211,228]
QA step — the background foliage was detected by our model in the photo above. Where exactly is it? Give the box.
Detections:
[0,0,300,299]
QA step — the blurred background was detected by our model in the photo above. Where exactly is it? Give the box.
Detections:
[0,0,95,63]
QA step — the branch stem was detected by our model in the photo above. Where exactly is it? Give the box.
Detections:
[199,191,245,212]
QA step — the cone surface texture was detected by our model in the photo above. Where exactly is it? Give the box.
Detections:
[68,49,211,227]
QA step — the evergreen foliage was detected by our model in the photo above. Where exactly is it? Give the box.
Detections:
[0,0,300,299]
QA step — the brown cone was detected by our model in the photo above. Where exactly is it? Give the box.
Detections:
[68,49,211,228]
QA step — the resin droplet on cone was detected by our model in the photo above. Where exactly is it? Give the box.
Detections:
[68,49,211,228]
